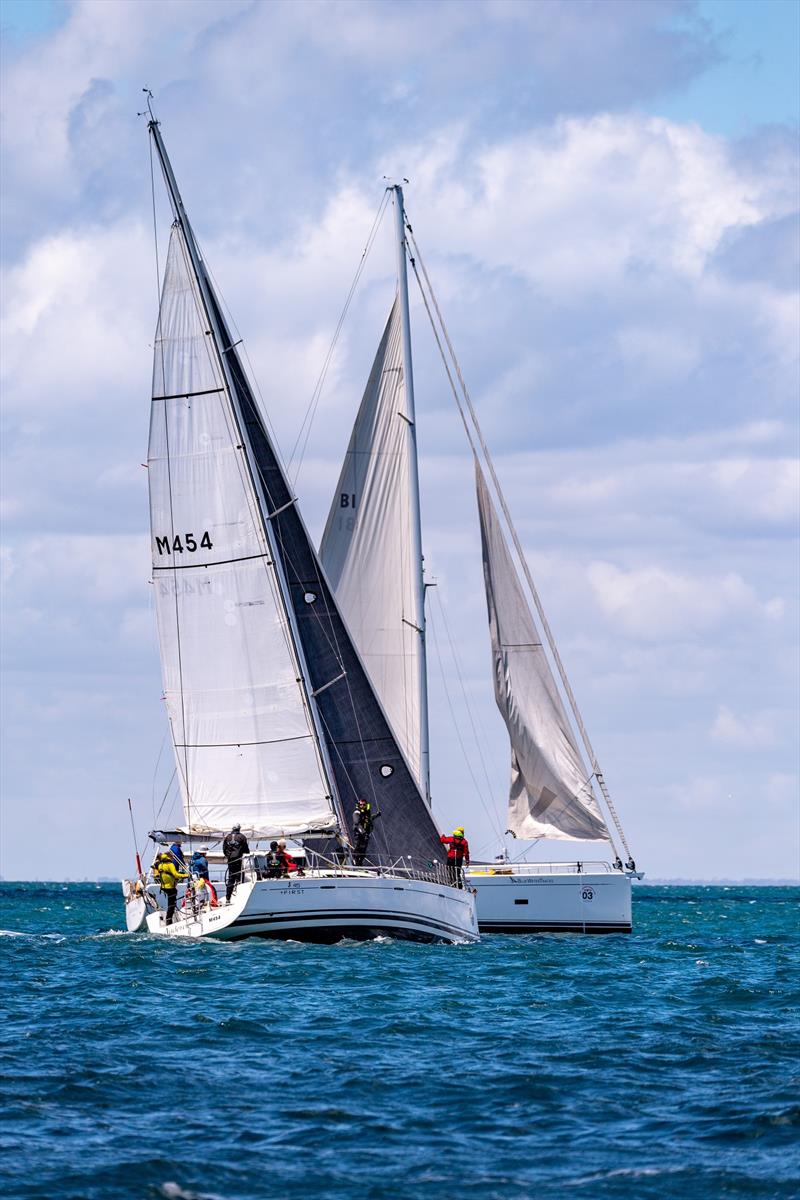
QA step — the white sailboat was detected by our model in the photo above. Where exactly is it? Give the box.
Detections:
[320,186,641,934]
[121,120,477,944]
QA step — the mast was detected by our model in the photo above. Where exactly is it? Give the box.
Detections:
[391,185,431,805]
[147,118,346,838]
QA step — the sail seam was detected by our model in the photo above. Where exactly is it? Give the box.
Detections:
[152,552,273,572]
[174,735,316,748]
[152,387,225,401]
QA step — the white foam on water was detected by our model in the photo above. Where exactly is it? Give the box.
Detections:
[158,1181,226,1200]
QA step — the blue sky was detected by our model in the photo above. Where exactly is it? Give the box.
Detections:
[1,0,798,880]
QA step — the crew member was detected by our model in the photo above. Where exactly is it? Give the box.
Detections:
[222,823,250,902]
[352,798,376,866]
[189,847,210,880]
[168,837,186,869]
[155,851,188,925]
[440,827,470,888]
[265,841,285,878]
[277,839,301,875]
[188,846,217,907]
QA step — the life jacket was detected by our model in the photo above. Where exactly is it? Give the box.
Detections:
[223,832,247,860]
[354,803,373,835]
[155,859,185,891]
[266,849,284,875]
[190,854,209,878]
[441,835,469,861]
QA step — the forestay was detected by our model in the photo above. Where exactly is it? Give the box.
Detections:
[320,298,424,790]
[475,462,609,842]
[149,227,335,836]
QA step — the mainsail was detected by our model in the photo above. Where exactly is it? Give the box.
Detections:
[148,124,445,867]
[475,461,609,842]
[320,298,425,791]
[149,228,334,836]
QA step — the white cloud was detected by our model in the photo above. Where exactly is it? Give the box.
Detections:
[587,562,781,640]
[5,534,150,604]
[709,705,778,750]
[1,1,797,881]
[0,220,153,414]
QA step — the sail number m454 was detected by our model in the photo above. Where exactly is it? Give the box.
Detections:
[155,532,213,555]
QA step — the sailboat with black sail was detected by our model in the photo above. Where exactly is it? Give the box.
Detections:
[320,186,641,933]
[120,120,477,944]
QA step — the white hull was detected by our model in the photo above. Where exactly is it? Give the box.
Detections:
[141,872,478,944]
[121,879,152,932]
[468,866,633,933]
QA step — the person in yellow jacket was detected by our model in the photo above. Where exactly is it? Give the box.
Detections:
[154,852,188,926]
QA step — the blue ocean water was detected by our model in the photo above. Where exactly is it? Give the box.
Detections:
[1,884,797,1200]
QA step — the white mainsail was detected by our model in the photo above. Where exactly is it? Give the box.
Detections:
[148,226,335,836]
[475,461,609,842]
[320,297,425,790]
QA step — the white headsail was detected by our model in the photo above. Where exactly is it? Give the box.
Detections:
[475,461,609,842]
[149,226,335,836]
[320,297,426,791]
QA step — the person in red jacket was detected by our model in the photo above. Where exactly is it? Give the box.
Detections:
[277,839,301,875]
[440,827,470,888]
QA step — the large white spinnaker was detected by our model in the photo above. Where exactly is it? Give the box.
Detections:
[320,297,425,792]
[149,227,335,837]
[475,461,609,842]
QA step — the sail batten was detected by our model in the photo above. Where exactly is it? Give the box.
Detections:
[475,461,610,842]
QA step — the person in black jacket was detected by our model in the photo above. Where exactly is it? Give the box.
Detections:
[222,824,250,902]
[352,799,379,866]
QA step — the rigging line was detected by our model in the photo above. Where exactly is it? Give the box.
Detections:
[427,602,504,845]
[165,230,208,832]
[194,237,289,473]
[148,134,162,311]
[152,767,178,829]
[432,589,503,839]
[406,222,633,862]
[151,730,168,822]
[289,189,391,485]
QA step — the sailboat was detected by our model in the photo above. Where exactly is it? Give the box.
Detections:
[120,120,477,944]
[320,186,641,934]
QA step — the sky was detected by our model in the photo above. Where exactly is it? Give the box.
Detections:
[1,0,798,881]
